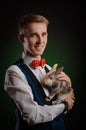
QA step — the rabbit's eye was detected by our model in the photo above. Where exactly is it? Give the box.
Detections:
[50,77,53,79]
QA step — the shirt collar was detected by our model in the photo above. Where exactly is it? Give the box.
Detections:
[22,52,41,67]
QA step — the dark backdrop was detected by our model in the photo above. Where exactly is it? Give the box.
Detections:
[0,1,85,130]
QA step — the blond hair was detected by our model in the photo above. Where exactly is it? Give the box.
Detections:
[18,13,49,34]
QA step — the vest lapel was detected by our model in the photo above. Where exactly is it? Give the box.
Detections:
[17,63,53,105]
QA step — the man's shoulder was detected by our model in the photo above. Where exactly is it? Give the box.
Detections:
[6,58,23,71]
[6,64,20,72]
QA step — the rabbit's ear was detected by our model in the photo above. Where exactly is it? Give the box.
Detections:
[56,67,64,74]
[45,64,58,76]
[51,64,58,72]
[58,67,64,72]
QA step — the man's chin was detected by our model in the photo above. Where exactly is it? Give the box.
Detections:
[35,51,44,55]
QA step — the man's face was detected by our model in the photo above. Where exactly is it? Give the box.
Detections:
[23,22,48,58]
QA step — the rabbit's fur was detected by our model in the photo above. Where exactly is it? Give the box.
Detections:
[42,64,73,105]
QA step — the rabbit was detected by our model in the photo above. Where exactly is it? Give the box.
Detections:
[42,64,73,105]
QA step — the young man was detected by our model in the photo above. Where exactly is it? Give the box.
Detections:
[4,13,75,130]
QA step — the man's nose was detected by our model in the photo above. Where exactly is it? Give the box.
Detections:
[37,36,43,44]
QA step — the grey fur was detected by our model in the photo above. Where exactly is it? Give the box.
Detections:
[43,67,73,105]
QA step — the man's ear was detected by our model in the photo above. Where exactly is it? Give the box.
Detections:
[18,34,24,43]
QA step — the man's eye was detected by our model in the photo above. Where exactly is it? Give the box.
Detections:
[42,33,47,37]
[30,34,36,37]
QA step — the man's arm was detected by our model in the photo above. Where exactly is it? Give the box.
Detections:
[4,65,65,125]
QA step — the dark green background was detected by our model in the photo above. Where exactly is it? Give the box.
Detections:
[0,1,85,130]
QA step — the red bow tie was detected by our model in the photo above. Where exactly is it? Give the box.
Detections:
[32,58,46,69]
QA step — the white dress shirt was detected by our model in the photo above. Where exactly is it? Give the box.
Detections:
[4,52,65,125]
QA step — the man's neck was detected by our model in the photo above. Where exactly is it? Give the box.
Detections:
[24,51,41,59]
